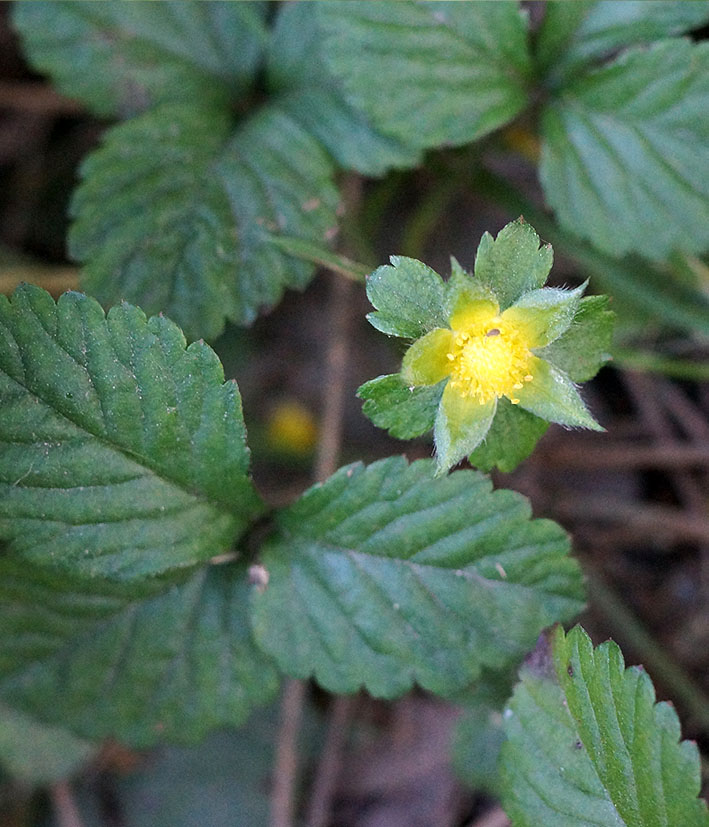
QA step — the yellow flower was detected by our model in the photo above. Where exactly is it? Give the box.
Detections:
[401,283,601,472]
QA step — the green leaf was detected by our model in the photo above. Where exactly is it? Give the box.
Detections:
[0,558,280,748]
[366,257,448,338]
[538,295,614,382]
[357,374,443,440]
[536,0,709,80]
[318,1,532,151]
[267,2,421,176]
[500,625,709,826]
[250,457,584,698]
[12,1,267,117]
[0,702,95,784]
[540,39,709,260]
[469,398,549,474]
[452,703,506,796]
[70,102,339,341]
[474,219,554,310]
[0,285,261,580]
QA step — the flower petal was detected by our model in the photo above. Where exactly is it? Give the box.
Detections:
[434,383,497,473]
[501,282,587,348]
[448,287,498,332]
[514,356,603,430]
[401,328,454,386]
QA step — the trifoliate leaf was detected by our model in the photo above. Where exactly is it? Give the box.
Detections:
[474,219,554,310]
[0,558,279,747]
[318,1,532,151]
[366,257,448,339]
[469,398,548,474]
[357,374,443,440]
[0,702,95,784]
[70,102,339,341]
[540,39,709,260]
[12,1,267,117]
[537,295,614,382]
[0,285,261,580]
[250,458,584,698]
[537,0,709,80]
[267,2,421,176]
[500,625,709,826]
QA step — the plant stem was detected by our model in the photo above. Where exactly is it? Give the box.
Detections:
[265,235,370,283]
[271,678,309,827]
[50,781,84,827]
[304,695,357,827]
[586,574,709,732]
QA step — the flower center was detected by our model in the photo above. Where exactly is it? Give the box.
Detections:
[446,317,533,404]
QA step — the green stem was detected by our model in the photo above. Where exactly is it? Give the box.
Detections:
[586,574,709,732]
[265,235,370,283]
[613,348,709,382]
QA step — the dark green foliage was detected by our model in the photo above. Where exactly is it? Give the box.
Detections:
[500,626,709,826]
[251,457,583,697]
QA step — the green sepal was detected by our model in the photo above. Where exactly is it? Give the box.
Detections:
[500,625,709,826]
[401,328,452,386]
[537,295,614,382]
[366,256,448,338]
[515,358,602,431]
[504,281,587,348]
[474,218,554,310]
[434,385,497,474]
[469,398,549,474]
[357,374,443,440]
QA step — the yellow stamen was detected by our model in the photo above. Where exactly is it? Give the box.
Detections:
[446,314,533,405]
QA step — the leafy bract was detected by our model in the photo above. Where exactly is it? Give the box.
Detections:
[500,625,709,826]
[318,1,532,151]
[357,374,443,440]
[469,399,549,474]
[12,1,267,117]
[0,559,279,747]
[70,103,339,341]
[538,295,614,382]
[250,457,584,698]
[0,702,95,784]
[267,2,420,176]
[0,286,261,580]
[537,0,709,80]
[366,256,448,338]
[474,219,554,311]
[541,39,709,260]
